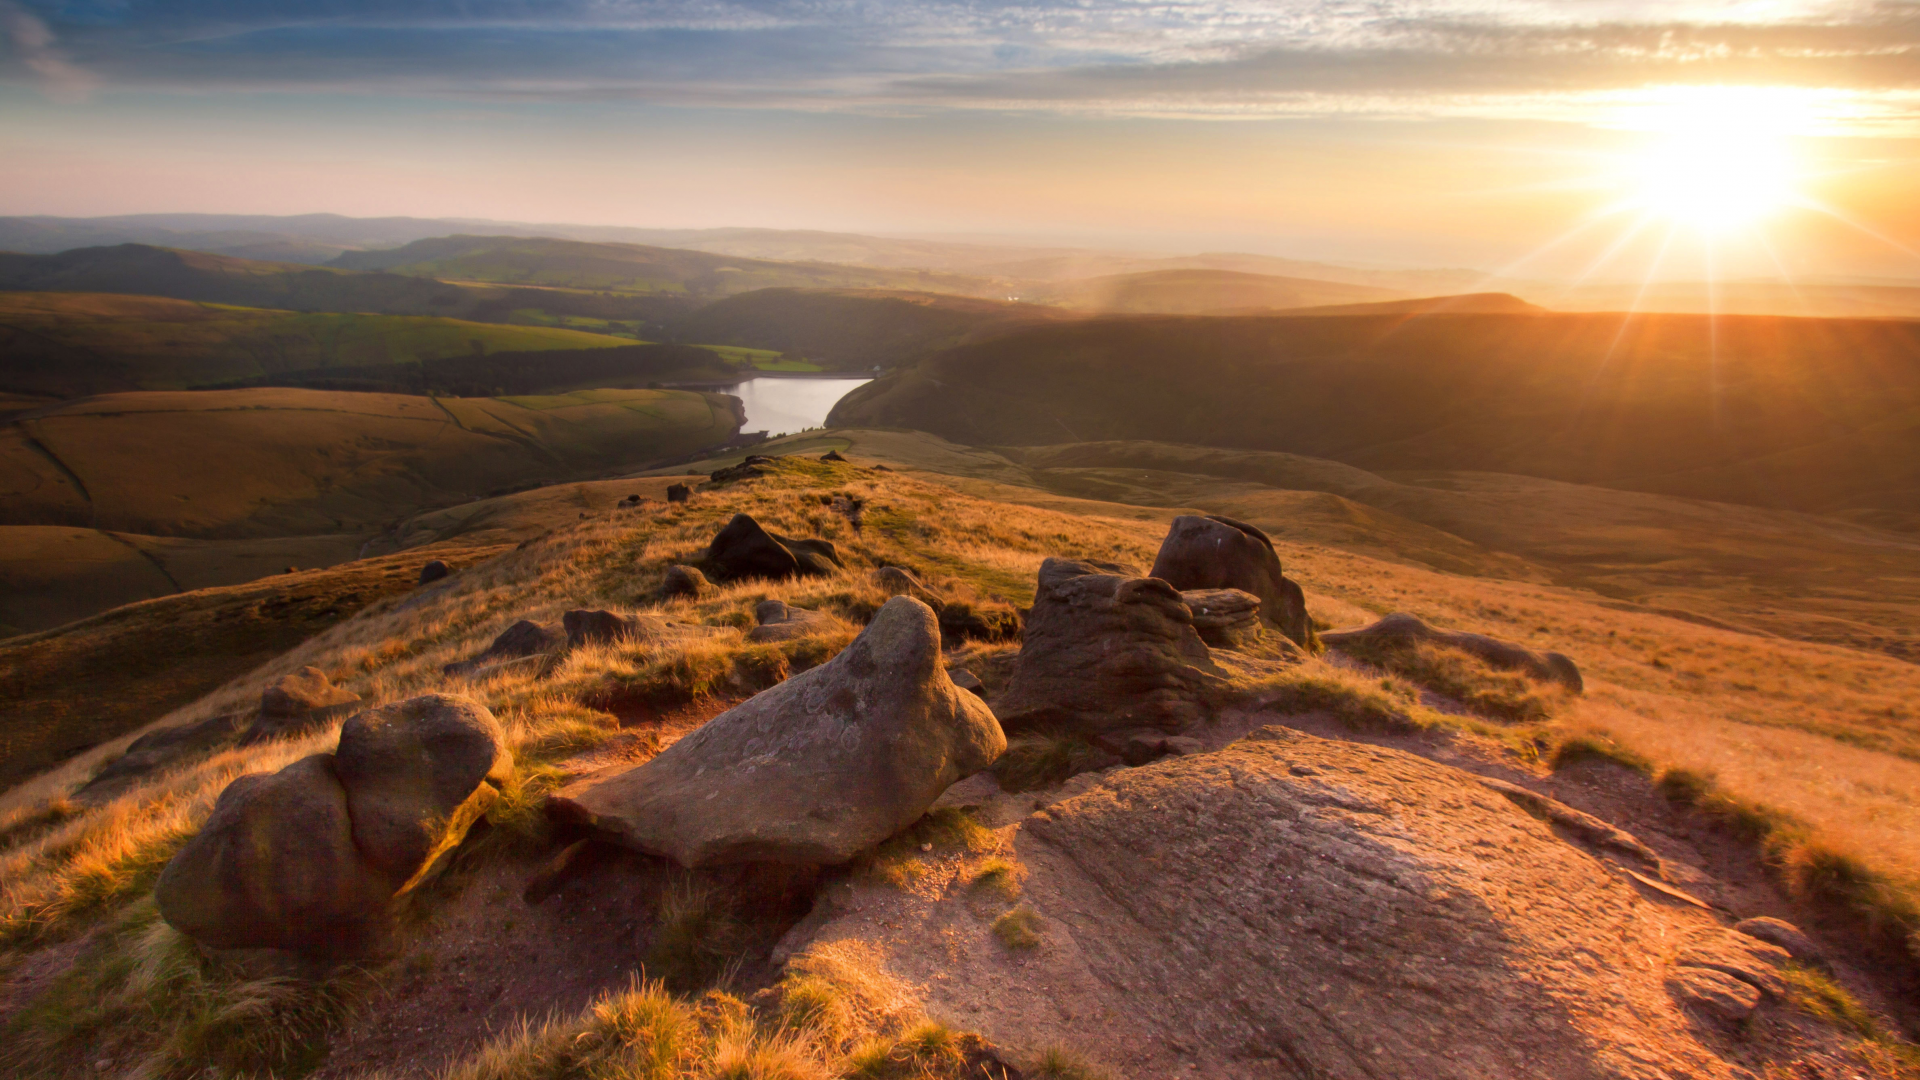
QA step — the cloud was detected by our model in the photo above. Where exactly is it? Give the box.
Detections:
[4,0,1919,128]
[1,0,98,101]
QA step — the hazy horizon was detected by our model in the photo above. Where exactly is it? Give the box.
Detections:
[6,2,1920,282]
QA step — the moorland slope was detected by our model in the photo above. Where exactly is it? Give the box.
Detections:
[1030,267,1404,313]
[1,447,1916,1079]
[830,311,1920,517]
[662,288,1073,367]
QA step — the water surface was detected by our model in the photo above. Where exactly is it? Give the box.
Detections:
[720,376,872,437]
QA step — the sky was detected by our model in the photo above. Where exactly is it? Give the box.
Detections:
[3,1,1920,278]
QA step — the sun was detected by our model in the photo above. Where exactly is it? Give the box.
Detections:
[1616,88,1804,235]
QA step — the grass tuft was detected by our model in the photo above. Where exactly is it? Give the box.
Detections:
[992,732,1101,792]
[1030,1045,1113,1080]
[969,857,1022,904]
[645,878,746,993]
[991,906,1042,950]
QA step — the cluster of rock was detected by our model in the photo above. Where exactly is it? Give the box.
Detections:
[1150,515,1314,647]
[707,513,843,580]
[156,694,513,969]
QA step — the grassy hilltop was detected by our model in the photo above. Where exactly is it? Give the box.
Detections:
[0,444,1916,1077]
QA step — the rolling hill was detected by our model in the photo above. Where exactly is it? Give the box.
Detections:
[828,311,1920,518]
[330,234,1011,300]
[0,291,635,397]
[1273,292,1545,316]
[1029,268,1407,313]
[662,288,1074,368]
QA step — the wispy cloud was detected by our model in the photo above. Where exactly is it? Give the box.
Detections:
[1,0,97,102]
[4,1,1917,129]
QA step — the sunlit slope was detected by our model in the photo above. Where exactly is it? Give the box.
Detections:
[0,388,739,540]
[0,292,633,397]
[331,235,1010,299]
[830,311,1920,516]
[0,244,475,314]
[663,288,1074,367]
[1032,268,1405,314]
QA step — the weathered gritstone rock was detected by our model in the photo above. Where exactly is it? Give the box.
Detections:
[666,482,692,503]
[1000,728,1736,1079]
[417,559,450,585]
[1734,916,1824,968]
[332,694,514,888]
[1150,514,1315,647]
[1477,776,1661,867]
[871,566,944,608]
[443,619,564,677]
[747,600,838,643]
[76,711,248,803]
[157,694,513,964]
[660,564,712,600]
[155,754,399,958]
[705,512,844,581]
[563,609,671,649]
[994,557,1226,736]
[552,597,1004,867]
[1672,928,1791,998]
[244,666,361,742]
[1180,587,1262,649]
[1667,967,1763,1024]
[1322,612,1584,693]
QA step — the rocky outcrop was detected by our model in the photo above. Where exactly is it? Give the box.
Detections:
[993,558,1224,736]
[563,609,669,649]
[1735,916,1824,968]
[332,694,514,889]
[747,600,838,643]
[1149,515,1314,647]
[999,728,1735,1078]
[417,559,450,585]
[244,667,361,742]
[443,619,564,677]
[1322,612,1584,692]
[156,694,512,964]
[660,564,712,600]
[820,450,848,462]
[552,597,1003,867]
[705,513,843,581]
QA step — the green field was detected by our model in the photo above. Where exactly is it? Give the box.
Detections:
[0,291,632,396]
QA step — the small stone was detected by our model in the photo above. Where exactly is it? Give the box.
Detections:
[245,667,361,743]
[418,560,451,585]
[660,564,712,600]
[443,619,563,677]
[1666,966,1762,1023]
[1733,917,1823,967]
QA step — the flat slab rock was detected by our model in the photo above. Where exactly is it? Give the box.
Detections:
[785,727,1742,1080]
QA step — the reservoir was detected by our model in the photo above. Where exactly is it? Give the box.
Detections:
[719,376,873,437]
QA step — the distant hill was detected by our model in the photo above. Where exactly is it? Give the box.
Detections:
[0,291,634,397]
[663,288,1074,368]
[0,243,699,333]
[1,386,741,542]
[829,311,1920,517]
[211,341,739,397]
[1546,281,1920,320]
[330,235,1010,300]
[1031,268,1405,314]
[1274,292,1544,317]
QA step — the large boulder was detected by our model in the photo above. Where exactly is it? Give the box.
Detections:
[705,513,843,581]
[332,694,514,888]
[443,619,563,677]
[746,600,839,643]
[993,558,1225,736]
[1321,612,1584,692]
[1149,515,1314,647]
[155,754,397,956]
[552,597,1003,867]
[157,694,513,963]
[993,728,1734,1078]
[244,666,361,742]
